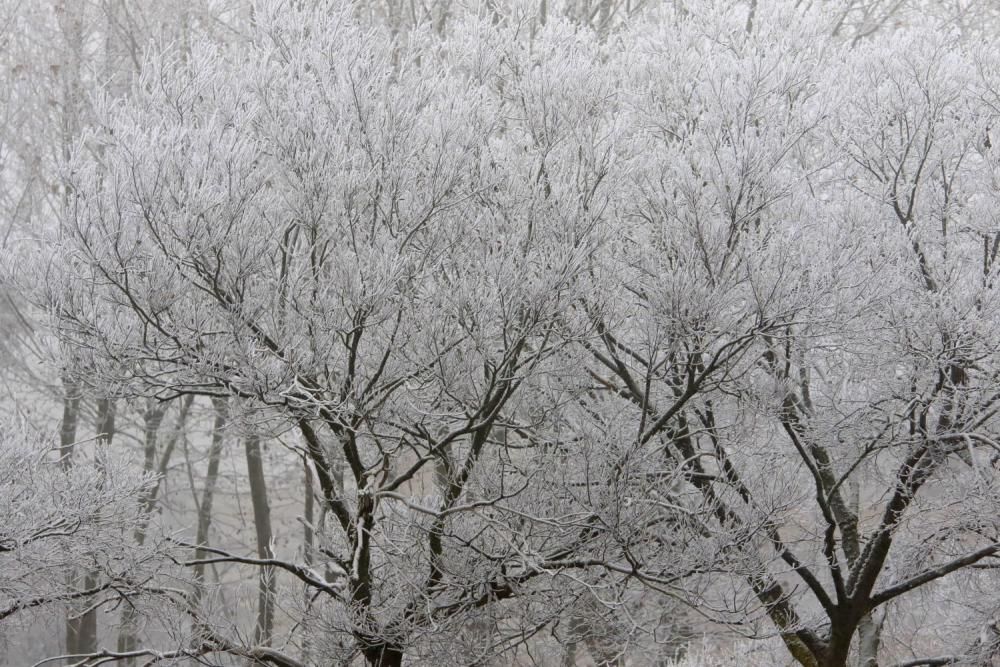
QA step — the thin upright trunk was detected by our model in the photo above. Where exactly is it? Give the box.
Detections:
[116,400,162,664]
[192,398,228,612]
[244,434,275,645]
[303,463,315,563]
[140,400,166,479]
[301,461,316,663]
[67,399,115,660]
[60,379,80,663]
[55,1,89,659]
[58,378,80,470]
[136,395,195,541]
[118,396,193,662]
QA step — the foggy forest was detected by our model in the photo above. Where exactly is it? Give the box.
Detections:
[3,0,1000,665]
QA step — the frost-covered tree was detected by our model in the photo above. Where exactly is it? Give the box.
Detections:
[24,0,1000,666]
[570,8,1000,667]
[0,422,158,635]
[39,3,630,664]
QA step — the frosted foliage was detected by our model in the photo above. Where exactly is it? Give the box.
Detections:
[8,0,1000,666]
[0,424,156,626]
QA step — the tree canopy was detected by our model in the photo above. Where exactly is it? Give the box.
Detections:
[4,1,1000,666]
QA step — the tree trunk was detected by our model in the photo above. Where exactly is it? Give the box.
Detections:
[116,400,163,663]
[136,395,195,540]
[783,634,820,667]
[139,399,166,479]
[58,378,80,470]
[60,379,81,663]
[192,397,228,612]
[301,461,316,663]
[244,434,275,646]
[856,610,885,667]
[118,397,193,663]
[362,644,404,667]
[67,398,115,660]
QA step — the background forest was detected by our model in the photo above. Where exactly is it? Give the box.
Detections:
[3,1,1000,666]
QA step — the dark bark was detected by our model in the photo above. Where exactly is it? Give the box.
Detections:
[303,461,315,567]
[301,461,315,663]
[244,434,275,645]
[362,644,404,667]
[67,398,115,661]
[60,379,81,663]
[116,400,163,664]
[140,399,166,479]
[192,398,227,610]
[58,377,80,470]
[95,398,116,445]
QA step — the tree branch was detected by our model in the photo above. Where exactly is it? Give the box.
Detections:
[869,543,1000,608]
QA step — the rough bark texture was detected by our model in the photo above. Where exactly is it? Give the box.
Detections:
[856,610,886,667]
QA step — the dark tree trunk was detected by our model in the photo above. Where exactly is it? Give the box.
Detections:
[60,379,81,663]
[67,398,115,661]
[244,434,275,645]
[362,644,404,667]
[116,400,163,664]
[58,378,80,470]
[301,461,316,662]
[95,398,115,445]
[192,398,227,611]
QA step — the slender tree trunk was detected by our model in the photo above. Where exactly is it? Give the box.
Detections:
[118,397,194,662]
[140,400,166,478]
[116,400,163,664]
[55,3,88,659]
[303,462,315,563]
[67,399,115,660]
[192,398,228,612]
[95,398,115,445]
[136,395,195,539]
[301,461,315,663]
[58,378,80,469]
[244,434,275,645]
[60,378,81,663]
